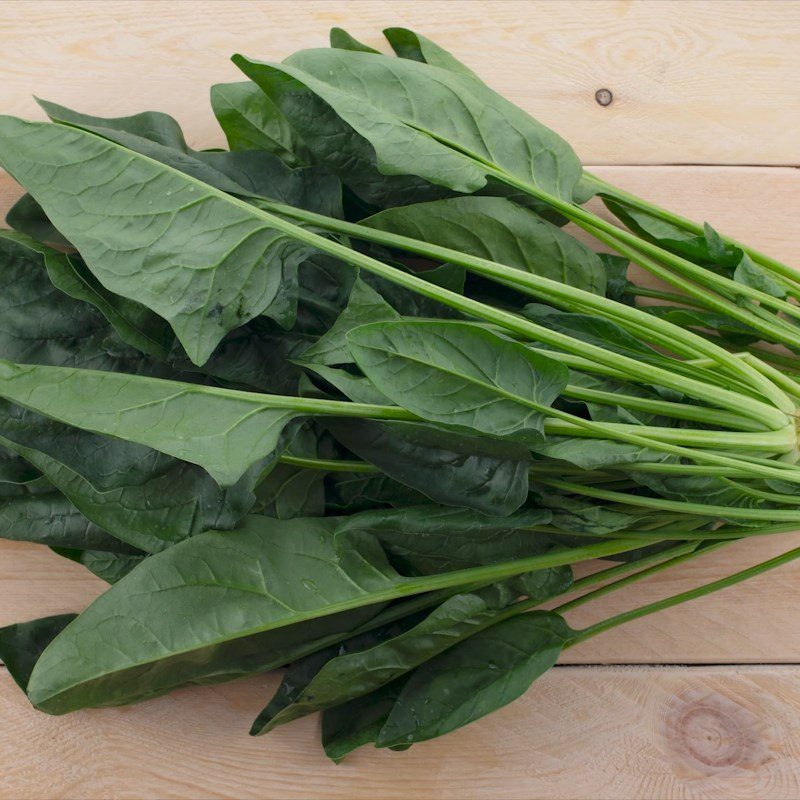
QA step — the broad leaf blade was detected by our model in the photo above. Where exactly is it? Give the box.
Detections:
[325,418,531,516]
[347,320,569,443]
[0,361,302,486]
[235,48,582,203]
[210,81,313,165]
[363,196,606,294]
[376,611,573,746]
[0,117,316,364]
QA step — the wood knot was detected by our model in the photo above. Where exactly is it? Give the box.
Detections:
[594,88,613,107]
[662,686,775,777]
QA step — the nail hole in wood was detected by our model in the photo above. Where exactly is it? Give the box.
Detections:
[595,88,613,107]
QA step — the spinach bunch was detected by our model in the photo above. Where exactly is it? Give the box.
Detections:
[1,26,799,761]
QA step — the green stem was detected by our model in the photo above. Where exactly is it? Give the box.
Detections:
[257,201,790,427]
[582,220,800,362]
[577,174,800,311]
[622,285,714,310]
[279,454,378,473]
[535,476,800,522]
[561,385,765,431]
[543,418,794,454]
[568,541,800,646]
[562,541,702,596]
[281,455,759,480]
[582,171,800,287]
[553,541,724,614]
[721,478,800,506]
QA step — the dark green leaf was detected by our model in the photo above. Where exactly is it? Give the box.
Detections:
[0,117,318,364]
[299,279,398,367]
[252,590,517,734]
[0,614,78,691]
[337,505,553,574]
[322,678,409,763]
[326,418,531,516]
[522,303,664,364]
[6,193,71,249]
[0,490,130,551]
[376,611,573,746]
[24,516,411,713]
[642,305,762,347]
[533,436,673,470]
[329,28,380,54]
[0,394,265,553]
[0,361,305,486]
[383,27,479,78]
[234,49,581,204]
[71,549,146,584]
[325,470,428,512]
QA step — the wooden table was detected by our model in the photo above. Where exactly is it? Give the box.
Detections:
[1,1,799,797]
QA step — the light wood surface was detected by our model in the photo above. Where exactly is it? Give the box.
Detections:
[1,1,799,798]
[1,0,798,165]
[3,665,800,800]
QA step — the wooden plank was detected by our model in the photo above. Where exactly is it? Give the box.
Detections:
[4,531,800,666]
[2,664,799,800]
[0,0,798,165]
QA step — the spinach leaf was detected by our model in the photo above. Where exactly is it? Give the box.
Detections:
[174,318,312,394]
[24,516,404,713]
[0,117,318,364]
[375,611,573,746]
[531,489,649,535]
[38,244,174,360]
[322,678,410,763]
[602,199,787,299]
[337,505,553,574]
[298,279,398,367]
[325,470,428,512]
[325,418,531,516]
[643,305,763,347]
[37,99,342,218]
[254,428,327,519]
[521,303,664,364]
[383,27,479,78]
[210,81,313,166]
[54,548,146,584]
[234,48,582,203]
[0,361,306,486]
[0,490,130,551]
[533,437,673,470]
[6,193,71,249]
[0,401,263,553]
[347,320,568,443]
[252,589,518,734]
[329,28,380,54]
[363,196,605,294]
[0,614,78,691]
[294,255,357,336]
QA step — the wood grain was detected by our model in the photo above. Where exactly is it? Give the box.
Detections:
[3,664,800,800]
[0,0,798,165]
